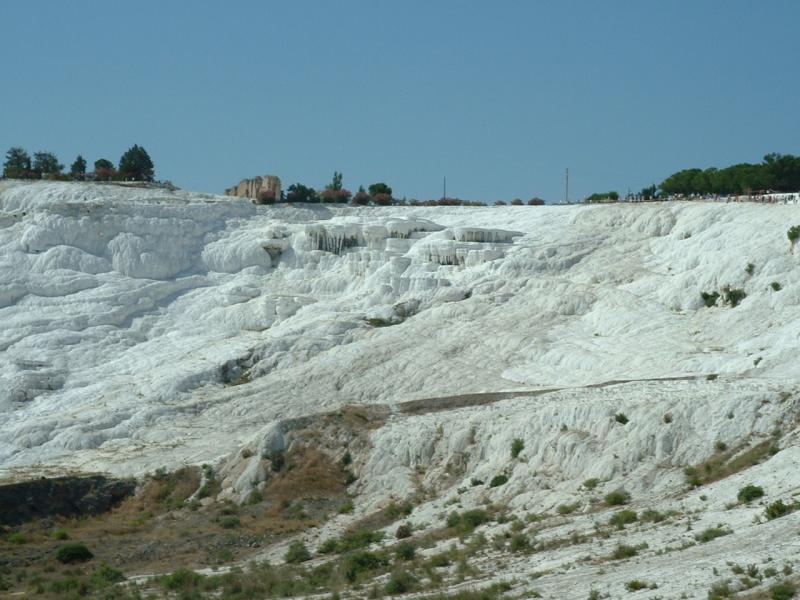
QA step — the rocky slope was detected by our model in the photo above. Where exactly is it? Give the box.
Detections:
[1,181,799,599]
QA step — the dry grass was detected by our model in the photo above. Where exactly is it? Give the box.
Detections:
[0,450,353,596]
[266,446,348,501]
[325,404,387,431]
[0,409,366,597]
[684,439,777,487]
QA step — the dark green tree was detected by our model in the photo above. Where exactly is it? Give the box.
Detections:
[32,151,63,177]
[94,158,114,170]
[659,154,800,196]
[327,171,343,191]
[118,144,154,181]
[3,147,32,178]
[94,158,116,181]
[640,184,657,198]
[70,155,87,175]
[660,168,702,195]
[585,191,619,203]
[286,183,319,203]
[368,182,392,197]
[764,153,800,192]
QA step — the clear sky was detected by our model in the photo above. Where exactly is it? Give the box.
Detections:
[2,1,798,202]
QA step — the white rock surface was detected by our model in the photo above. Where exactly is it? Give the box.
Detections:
[1,182,798,477]
[2,181,800,598]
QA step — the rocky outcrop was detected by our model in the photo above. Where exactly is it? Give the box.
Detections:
[0,475,136,525]
[225,175,281,204]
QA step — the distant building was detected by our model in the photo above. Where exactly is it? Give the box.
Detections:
[225,175,281,204]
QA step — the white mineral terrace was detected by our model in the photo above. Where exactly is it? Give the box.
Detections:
[2,181,800,598]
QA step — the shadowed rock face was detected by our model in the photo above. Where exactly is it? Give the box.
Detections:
[0,476,136,525]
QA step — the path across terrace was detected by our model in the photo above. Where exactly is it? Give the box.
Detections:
[395,374,702,415]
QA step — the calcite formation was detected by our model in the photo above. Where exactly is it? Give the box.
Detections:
[225,174,281,203]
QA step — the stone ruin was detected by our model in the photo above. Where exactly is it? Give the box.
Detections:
[225,175,282,204]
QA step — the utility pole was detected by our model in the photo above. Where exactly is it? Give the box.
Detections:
[565,168,569,204]
[443,176,447,200]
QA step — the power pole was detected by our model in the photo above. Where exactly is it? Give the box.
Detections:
[443,176,447,200]
[565,168,569,204]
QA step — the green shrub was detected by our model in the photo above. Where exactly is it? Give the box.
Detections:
[342,551,389,582]
[51,529,70,540]
[385,570,416,594]
[610,544,638,560]
[509,534,530,552]
[56,543,94,564]
[395,542,415,561]
[583,478,600,490]
[722,286,747,307]
[48,577,83,594]
[461,509,491,530]
[367,317,395,327]
[336,529,384,552]
[788,226,800,244]
[625,580,649,591]
[745,263,755,275]
[604,489,631,506]
[695,526,731,543]
[90,563,125,586]
[196,473,218,499]
[609,509,638,529]
[737,485,765,503]
[8,532,26,544]
[338,500,354,514]
[246,489,263,504]
[285,541,311,563]
[511,438,525,458]
[614,412,629,425]
[766,500,795,520]
[708,580,734,599]
[771,281,783,291]
[427,552,451,567]
[318,538,339,554]
[489,474,509,488]
[447,508,491,534]
[557,502,579,515]
[161,567,202,591]
[684,466,702,487]
[715,440,727,452]
[640,509,666,523]
[384,501,413,519]
[701,291,720,307]
[770,580,797,600]
[219,502,238,516]
[219,515,240,529]
[446,511,462,528]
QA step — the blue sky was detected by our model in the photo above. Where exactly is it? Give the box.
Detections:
[2,1,798,202]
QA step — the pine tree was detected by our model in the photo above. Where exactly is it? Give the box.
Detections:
[327,171,343,191]
[70,155,87,175]
[3,147,32,178]
[118,144,154,181]
[32,152,63,177]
